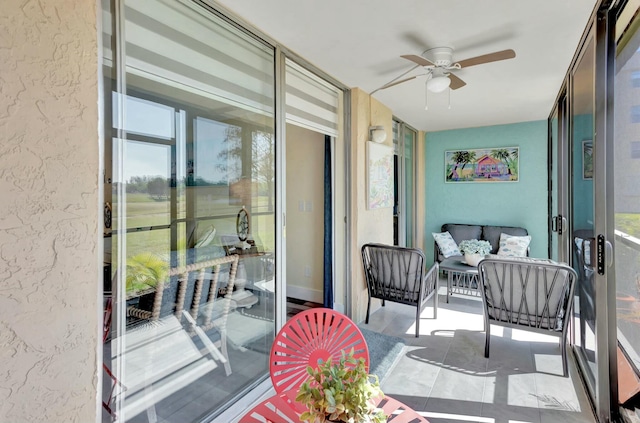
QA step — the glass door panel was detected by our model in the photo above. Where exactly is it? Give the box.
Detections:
[404,127,416,247]
[615,9,640,391]
[571,33,596,390]
[551,91,570,265]
[550,106,560,261]
[104,0,276,421]
[392,120,416,247]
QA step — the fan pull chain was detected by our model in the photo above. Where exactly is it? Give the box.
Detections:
[448,88,451,109]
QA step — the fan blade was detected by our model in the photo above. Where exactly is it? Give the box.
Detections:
[456,49,516,68]
[448,73,467,90]
[400,54,435,67]
[379,76,418,90]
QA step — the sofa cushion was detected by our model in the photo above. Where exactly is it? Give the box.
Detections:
[482,225,528,254]
[441,224,482,246]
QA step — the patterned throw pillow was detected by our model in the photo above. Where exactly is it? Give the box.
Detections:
[497,233,531,257]
[432,231,462,258]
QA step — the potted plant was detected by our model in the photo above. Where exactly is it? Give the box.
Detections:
[125,252,168,297]
[295,349,387,423]
[458,239,492,267]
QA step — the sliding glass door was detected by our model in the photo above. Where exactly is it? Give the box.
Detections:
[552,4,630,420]
[570,29,598,393]
[613,1,640,411]
[549,90,568,263]
[393,120,417,247]
[103,1,276,421]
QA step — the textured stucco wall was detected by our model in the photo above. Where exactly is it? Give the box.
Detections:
[350,88,393,323]
[0,1,100,421]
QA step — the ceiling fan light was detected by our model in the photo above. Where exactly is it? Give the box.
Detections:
[426,75,451,93]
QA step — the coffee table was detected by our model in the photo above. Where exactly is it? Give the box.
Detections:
[439,257,480,303]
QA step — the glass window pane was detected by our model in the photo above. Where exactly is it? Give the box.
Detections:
[615,16,640,373]
[404,128,415,247]
[104,1,276,421]
[571,34,596,384]
[123,140,171,229]
[113,94,175,139]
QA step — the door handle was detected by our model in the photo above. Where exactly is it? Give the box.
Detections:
[552,215,568,235]
[595,235,614,275]
[605,240,613,268]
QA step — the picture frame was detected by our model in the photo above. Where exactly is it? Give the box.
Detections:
[366,141,394,209]
[445,146,519,183]
[582,140,593,180]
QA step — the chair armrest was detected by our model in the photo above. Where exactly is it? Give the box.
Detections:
[421,262,439,299]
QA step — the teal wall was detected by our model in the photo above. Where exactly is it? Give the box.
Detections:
[424,120,548,263]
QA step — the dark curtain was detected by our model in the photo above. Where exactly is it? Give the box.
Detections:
[323,135,333,308]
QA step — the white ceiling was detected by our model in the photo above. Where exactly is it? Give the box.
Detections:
[214,0,597,132]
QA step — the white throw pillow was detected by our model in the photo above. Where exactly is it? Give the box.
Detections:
[432,231,462,258]
[575,237,591,266]
[497,233,531,257]
[195,225,217,248]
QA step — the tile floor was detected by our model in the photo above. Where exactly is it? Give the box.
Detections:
[364,284,597,423]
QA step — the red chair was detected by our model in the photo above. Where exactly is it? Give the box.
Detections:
[239,308,430,423]
[239,308,369,422]
[238,390,302,423]
[269,308,369,395]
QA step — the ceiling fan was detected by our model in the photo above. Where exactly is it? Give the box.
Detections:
[373,47,516,94]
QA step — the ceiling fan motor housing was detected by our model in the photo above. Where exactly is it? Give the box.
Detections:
[423,47,454,67]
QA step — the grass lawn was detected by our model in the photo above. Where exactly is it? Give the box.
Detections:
[111,191,276,263]
[616,213,640,238]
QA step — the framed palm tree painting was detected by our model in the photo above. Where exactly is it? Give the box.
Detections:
[445,147,519,183]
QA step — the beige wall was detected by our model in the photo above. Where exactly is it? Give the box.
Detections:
[285,124,325,302]
[0,1,100,421]
[349,89,394,323]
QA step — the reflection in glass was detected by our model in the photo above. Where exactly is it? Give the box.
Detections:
[103,0,276,421]
[404,128,415,247]
[571,35,596,385]
[615,18,640,373]
[549,105,559,261]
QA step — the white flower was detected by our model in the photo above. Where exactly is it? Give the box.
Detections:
[458,239,491,255]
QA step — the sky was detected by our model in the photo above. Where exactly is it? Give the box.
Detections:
[114,94,233,184]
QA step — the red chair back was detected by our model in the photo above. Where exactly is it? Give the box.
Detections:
[269,308,369,395]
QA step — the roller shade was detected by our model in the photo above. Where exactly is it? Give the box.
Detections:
[285,60,340,137]
[102,0,275,117]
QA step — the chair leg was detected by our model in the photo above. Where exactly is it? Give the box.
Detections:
[415,306,420,338]
[365,296,371,324]
[484,324,490,358]
[561,338,568,377]
[433,291,438,319]
[580,318,586,350]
